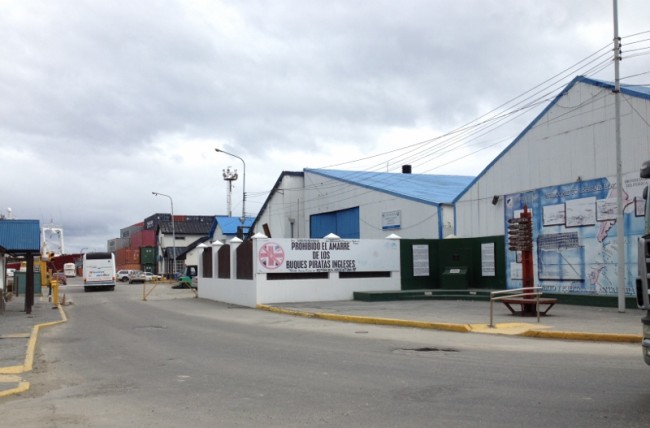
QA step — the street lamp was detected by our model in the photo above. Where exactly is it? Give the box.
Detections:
[152,191,176,278]
[215,148,246,225]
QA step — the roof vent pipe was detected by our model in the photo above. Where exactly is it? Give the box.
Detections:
[402,165,412,174]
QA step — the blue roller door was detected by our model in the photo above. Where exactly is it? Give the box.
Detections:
[310,207,360,239]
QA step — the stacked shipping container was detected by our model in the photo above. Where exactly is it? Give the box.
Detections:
[130,230,156,248]
[141,246,156,273]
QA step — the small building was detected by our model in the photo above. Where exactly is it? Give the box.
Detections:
[154,215,214,276]
[0,219,41,313]
[209,215,255,243]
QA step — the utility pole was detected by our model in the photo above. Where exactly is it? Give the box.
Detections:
[613,0,626,312]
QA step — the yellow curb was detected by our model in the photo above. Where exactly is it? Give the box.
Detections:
[257,305,643,343]
[24,304,68,373]
[0,374,23,383]
[257,304,471,333]
[468,323,550,335]
[0,333,31,339]
[0,365,25,375]
[0,381,30,398]
[0,304,68,398]
[520,330,642,343]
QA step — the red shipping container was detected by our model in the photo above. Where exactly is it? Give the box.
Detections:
[130,230,156,248]
[115,248,141,266]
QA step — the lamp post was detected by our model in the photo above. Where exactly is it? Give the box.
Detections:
[215,148,246,225]
[152,191,176,278]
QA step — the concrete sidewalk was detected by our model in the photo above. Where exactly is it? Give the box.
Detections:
[0,293,67,398]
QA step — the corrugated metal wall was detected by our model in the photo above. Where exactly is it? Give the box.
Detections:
[456,81,650,239]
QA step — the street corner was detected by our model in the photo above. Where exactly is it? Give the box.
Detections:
[468,322,552,336]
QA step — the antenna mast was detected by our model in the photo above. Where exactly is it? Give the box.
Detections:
[222,167,239,217]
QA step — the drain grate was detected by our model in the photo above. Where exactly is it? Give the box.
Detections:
[398,347,458,352]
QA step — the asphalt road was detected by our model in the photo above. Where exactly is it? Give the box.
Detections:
[1,280,649,427]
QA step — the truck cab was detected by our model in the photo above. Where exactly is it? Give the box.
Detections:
[636,160,650,365]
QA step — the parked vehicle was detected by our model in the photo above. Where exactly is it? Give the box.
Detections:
[82,252,116,292]
[117,269,135,282]
[636,161,650,366]
[177,265,198,289]
[63,263,76,277]
[128,270,146,284]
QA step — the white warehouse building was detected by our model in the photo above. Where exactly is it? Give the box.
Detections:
[454,76,650,296]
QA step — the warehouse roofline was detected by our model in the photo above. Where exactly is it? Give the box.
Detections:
[453,75,650,203]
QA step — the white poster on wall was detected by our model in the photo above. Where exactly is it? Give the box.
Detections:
[565,197,596,227]
[382,210,402,230]
[412,244,429,277]
[481,243,495,277]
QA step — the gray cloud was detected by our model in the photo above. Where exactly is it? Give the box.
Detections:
[1,0,648,251]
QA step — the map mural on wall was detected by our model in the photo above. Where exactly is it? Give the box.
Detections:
[504,173,647,296]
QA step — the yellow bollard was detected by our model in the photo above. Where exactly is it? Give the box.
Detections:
[51,279,59,306]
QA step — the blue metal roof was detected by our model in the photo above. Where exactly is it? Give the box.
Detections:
[454,76,650,202]
[306,169,474,206]
[209,216,255,237]
[0,219,41,253]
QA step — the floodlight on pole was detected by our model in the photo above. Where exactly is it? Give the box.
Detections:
[222,167,239,217]
[152,191,176,277]
[215,148,246,225]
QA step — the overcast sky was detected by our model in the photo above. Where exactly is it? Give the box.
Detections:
[1,0,649,253]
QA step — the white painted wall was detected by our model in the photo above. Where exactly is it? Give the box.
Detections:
[197,236,402,307]
[251,173,305,239]
[199,278,258,307]
[256,273,400,304]
[183,246,201,268]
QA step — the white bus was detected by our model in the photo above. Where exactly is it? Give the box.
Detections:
[63,262,76,277]
[82,252,116,292]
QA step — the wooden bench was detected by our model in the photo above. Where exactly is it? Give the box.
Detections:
[500,297,558,316]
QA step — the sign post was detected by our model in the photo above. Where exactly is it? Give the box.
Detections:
[508,205,535,315]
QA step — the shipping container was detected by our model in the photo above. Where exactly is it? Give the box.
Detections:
[108,237,130,252]
[131,229,156,248]
[140,246,157,265]
[115,248,140,266]
[116,263,141,272]
[120,222,144,239]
